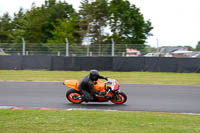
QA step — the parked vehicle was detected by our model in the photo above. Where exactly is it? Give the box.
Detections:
[172,50,193,58]
[126,48,141,57]
[63,79,127,104]
[191,52,200,58]
[144,53,160,57]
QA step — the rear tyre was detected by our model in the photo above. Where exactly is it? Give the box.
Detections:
[66,89,83,104]
[111,91,127,104]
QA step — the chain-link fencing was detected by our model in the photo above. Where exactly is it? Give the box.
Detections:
[0,42,143,56]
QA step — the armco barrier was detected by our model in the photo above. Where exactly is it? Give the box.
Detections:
[0,56,200,72]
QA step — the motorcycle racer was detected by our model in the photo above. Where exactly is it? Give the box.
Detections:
[78,70,108,102]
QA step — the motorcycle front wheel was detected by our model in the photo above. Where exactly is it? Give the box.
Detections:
[111,92,127,104]
[66,89,83,104]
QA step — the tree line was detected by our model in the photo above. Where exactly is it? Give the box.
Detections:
[1,0,199,56]
[0,0,153,55]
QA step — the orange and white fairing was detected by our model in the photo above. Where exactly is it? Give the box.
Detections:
[64,80,106,92]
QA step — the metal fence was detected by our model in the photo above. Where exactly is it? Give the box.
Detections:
[0,41,142,56]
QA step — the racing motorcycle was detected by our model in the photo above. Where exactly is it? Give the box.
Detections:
[63,79,127,104]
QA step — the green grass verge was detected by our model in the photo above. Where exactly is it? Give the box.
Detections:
[0,70,200,85]
[0,109,200,133]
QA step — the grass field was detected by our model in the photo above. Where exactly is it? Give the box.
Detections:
[0,109,200,133]
[0,70,200,85]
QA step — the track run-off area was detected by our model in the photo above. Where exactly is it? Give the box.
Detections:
[0,81,200,114]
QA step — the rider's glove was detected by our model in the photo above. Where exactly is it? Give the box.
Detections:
[104,77,108,81]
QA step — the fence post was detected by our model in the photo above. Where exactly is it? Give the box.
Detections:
[87,45,90,56]
[157,39,159,53]
[90,52,92,56]
[65,38,69,56]
[22,38,25,56]
[112,38,115,56]
[57,51,61,56]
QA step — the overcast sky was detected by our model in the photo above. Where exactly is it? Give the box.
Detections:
[0,0,200,48]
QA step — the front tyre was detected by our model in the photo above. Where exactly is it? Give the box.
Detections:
[111,92,127,104]
[66,89,83,104]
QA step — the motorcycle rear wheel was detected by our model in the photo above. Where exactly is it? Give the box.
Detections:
[66,89,83,104]
[111,92,127,104]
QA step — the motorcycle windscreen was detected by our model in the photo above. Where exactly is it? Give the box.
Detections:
[112,80,119,91]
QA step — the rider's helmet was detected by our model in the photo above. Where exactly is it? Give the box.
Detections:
[89,70,99,81]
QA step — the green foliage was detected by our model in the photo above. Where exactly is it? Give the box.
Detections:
[19,0,76,43]
[48,19,77,43]
[78,0,153,55]
[0,0,153,55]
[196,41,200,51]
[46,18,83,55]
[79,0,108,55]
[12,8,26,43]
[183,46,194,51]
[108,0,153,54]
[0,13,13,43]
[145,45,158,54]
[0,0,77,54]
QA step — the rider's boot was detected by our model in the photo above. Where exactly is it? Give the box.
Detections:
[81,96,90,103]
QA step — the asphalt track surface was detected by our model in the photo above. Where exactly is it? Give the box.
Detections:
[0,81,200,113]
